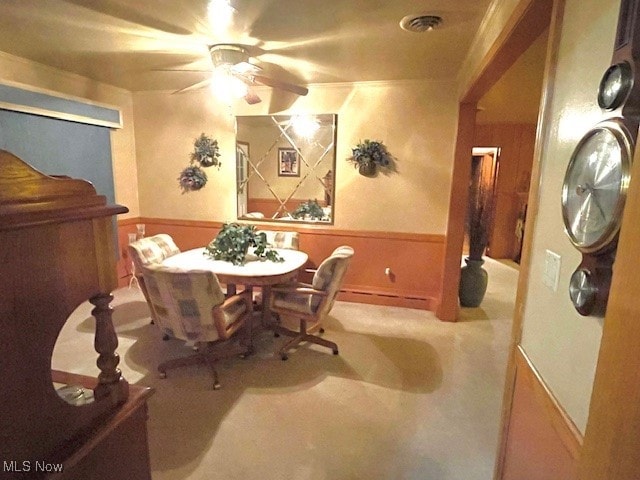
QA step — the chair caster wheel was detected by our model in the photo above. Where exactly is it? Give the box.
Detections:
[162,334,170,341]
[274,332,280,338]
[319,328,325,334]
[333,349,339,355]
[159,372,167,379]
[281,354,288,361]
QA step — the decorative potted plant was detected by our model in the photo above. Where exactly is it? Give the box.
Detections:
[178,133,221,193]
[347,139,393,177]
[178,165,208,193]
[191,133,221,168]
[292,199,325,220]
[459,166,494,307]
[205,223,284,266]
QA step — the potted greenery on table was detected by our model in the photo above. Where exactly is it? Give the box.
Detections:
[292,199,325,220]
[205,223,284,266]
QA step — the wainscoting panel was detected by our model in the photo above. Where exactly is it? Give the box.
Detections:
[500,346,581,479]
[116,217,445,310]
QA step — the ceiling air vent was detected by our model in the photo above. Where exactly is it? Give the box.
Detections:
[400,14,443,33]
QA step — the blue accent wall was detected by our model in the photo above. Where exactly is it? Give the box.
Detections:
[0,83,121,125]
[0,109,115,204]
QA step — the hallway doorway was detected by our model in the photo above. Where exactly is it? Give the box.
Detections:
[464,147,500,257]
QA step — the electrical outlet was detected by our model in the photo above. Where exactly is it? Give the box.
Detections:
[543,250,561,291]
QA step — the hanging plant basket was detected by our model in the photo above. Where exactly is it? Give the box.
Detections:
[190,133,221,168]
[358,161,377,177]
[178,165,208,193]
[347,139,394,177]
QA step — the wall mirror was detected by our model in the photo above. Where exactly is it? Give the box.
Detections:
[236,114,336,224]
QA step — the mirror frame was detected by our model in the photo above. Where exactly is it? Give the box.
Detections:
[235,114,337,225]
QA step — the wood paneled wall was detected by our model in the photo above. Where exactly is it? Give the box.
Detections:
[116,218,445,310]
[475,123,536,260]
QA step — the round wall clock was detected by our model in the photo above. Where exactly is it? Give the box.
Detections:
[561,119,634,316]
[561,119,632,253]
[597,62,633,111]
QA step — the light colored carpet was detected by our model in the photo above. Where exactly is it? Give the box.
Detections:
[53,258,517,480]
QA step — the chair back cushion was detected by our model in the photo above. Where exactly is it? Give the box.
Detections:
[331,245,355,256]
[141,264,231,342]
[128,234,180,273]
[310,249,353,314]
[258,230,300,250]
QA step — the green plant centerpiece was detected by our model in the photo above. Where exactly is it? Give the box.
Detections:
[292,199,325,220]
[204,223,284,266]
[347,139,393,177]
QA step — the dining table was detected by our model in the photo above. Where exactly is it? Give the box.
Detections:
[161,247,309,349]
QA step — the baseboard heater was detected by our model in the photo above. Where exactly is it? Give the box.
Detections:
[338,287,434,310]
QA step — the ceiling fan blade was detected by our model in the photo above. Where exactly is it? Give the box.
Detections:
[252,75,309,96]
[172,78,212,94]
[62,0,192,35]
[232,62,262,75]
[244,90,262,105]
[153,68,212,72]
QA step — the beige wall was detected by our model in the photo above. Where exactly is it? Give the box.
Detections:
[476,29,547,125]
[132,80,458,234]
[520,0,619,434]
[0,51,140,218]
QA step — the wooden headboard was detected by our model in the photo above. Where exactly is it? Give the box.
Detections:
[0,150,151,478]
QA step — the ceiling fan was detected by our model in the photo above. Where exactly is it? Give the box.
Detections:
[60,0,310,105]
[166,43,309,105]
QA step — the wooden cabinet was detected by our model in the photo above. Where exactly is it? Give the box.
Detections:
[0,150,153,479]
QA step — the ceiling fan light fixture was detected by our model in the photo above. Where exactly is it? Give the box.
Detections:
[210,67,248,100]
[209,44,248,68]
[400,14,443,33]
[290,115,320,139]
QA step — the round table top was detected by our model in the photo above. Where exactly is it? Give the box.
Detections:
[162,247,309,285]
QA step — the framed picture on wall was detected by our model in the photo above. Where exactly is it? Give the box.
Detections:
[278,148,299,177]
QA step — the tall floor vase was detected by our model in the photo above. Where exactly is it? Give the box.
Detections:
[459,257,488,307]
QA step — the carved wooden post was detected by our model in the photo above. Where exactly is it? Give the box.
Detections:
[91,293,129,403]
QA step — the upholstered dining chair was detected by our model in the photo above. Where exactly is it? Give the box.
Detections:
[127,234,181,323]
[268,247,353,360]
[253,230,301,307]
[257,230,300,250]
[140,263,252,389]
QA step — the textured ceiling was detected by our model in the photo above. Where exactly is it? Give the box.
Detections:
[0,0,494,92]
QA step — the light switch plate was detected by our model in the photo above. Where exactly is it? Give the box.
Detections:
[543,249,561,291]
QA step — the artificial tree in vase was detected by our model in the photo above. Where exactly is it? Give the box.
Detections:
[459,161,494,307]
